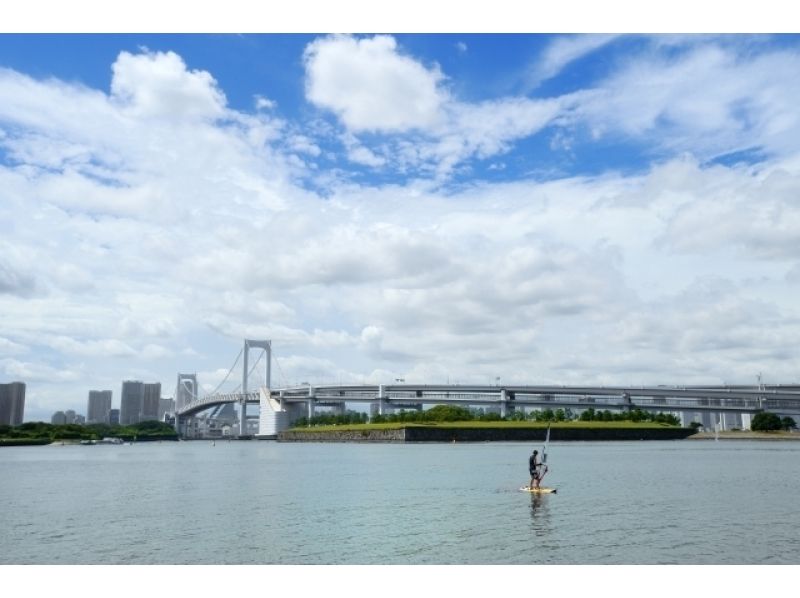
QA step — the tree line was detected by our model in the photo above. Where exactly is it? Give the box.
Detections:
[297,404,682,426]
[0,420,178,441]
[751,413,796,432]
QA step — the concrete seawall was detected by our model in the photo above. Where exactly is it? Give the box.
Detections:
[277,426,696,443]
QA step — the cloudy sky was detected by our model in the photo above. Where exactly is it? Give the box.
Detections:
[1,30,799,421]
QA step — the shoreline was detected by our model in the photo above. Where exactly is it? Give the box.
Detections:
[688,431,800,441]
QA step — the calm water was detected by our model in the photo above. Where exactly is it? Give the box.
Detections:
[1,439,798,564]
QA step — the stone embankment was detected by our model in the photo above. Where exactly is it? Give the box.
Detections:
[277,426,696,443]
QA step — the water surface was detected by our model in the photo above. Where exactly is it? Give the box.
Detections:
[1,440,798,564]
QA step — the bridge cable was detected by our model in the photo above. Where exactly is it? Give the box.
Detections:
[270,347,290,388]
[204,347,244,398]
[229,347,267,395]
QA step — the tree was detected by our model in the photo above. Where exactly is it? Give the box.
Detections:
[780,416,797,431]
[751,412,782,432]
[423,404,473,422]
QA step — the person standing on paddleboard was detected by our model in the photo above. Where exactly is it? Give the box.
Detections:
[529,449,542,489]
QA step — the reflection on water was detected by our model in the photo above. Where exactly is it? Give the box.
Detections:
[528,493,554,540]
[1,440,799,564]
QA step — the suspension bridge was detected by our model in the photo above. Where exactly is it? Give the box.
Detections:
[173,339,800,438]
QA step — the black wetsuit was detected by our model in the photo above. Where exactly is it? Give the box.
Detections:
[529,454,540,479]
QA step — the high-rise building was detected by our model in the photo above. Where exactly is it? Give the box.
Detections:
[64,409,76,424]
[87,390,113,424]
[109,409,120,426]
[158,397,175,421]
[141,383,161,421]
[51,411,66,425]
[0,381,26,425]
[120,380,144,425]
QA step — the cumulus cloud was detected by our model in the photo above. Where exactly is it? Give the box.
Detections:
[110,50,227,121]
[304,35,446,133]
[302,34,572,177]
[2,40,800,419]
[300,35,800,181]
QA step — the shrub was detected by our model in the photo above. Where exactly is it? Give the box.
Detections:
[751,412,782,432]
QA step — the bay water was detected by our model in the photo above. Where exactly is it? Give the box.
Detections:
[1,439,798,564]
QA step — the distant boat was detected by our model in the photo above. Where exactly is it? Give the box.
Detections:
[80,439,97,445]
[98,437,123,445]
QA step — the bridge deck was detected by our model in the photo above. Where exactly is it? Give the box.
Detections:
[175,384,800,417]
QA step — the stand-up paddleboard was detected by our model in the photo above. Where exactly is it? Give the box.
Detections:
[520,486,557,494]
[521,425,555,494]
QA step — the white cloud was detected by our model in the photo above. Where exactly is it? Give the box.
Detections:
[304,34,446,133]
[528,34,621,88]
[110,50,226,121]
[49,336,138,358]
[2,42,800,419]
[0,337,28,356]
[299,35,585,177]
[1,358,82,383]
[0,251,37,297]
[254,95,276,110]
[575,43,800,160]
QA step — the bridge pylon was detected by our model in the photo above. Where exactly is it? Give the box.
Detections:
[241,339,271,436]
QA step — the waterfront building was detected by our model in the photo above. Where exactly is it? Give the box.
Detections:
[158,397,175,421]
[120,380,144,425]
[141,383,161,421]
[51,411,66,425]
[109,409,120,426]
[65,409,76,424]
[0,381,26,425]
[87,390,113,424]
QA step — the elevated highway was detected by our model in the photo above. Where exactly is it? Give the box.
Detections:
[176,382,800,418]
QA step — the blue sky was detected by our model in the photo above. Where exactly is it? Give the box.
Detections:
[2,28,800,421]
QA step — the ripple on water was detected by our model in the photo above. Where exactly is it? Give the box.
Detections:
[2,440,800,564]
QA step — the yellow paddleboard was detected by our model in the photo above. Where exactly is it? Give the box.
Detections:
[520,486,557,494]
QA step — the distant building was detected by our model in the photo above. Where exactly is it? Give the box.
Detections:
[109,409,120,426]
[158,397,175,421]
[87,390,113,424]
[65,409,76,424]
[0,381,26,425]
[74,414,85,425]
[141,383,161,421]
[120,381,144,425]
[52,411,66,425]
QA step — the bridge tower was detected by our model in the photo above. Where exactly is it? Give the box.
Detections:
[174,373,198,433]
[241,339,271,436]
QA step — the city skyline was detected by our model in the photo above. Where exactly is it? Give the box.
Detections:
[3,30,800,422]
